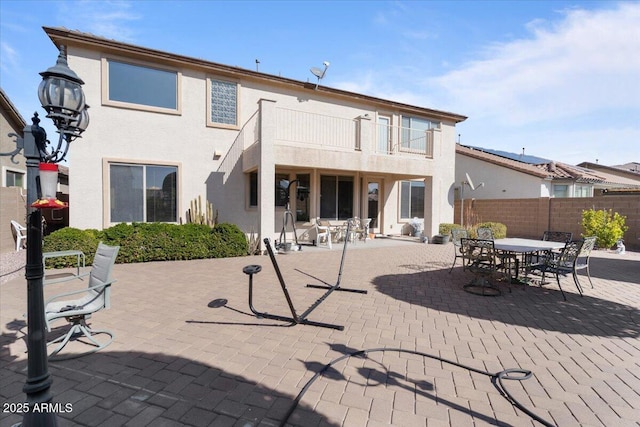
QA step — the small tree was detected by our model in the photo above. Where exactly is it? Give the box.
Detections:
[581,208,628,249]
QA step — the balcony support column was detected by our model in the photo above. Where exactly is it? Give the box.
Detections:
[258,99,277,249]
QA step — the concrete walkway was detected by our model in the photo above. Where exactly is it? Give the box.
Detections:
[1,240,639,426]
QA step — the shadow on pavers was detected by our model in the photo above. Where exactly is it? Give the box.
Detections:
[373,266,640,338]
[0,339,335,427]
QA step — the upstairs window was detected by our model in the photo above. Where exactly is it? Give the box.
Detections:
[104,58,180,113]
[401,116,435,152]
[208,78,238,128]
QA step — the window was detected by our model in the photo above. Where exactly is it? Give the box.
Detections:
[553,184,569,198]
[320,175,353,220]
[109,163,178,223]
[400,180,425,219]
[401,116,434,152]
[574,184,591,197]
[275,173,290,207]
[208,78,238,127]
[105,59,179,112]
[295,174,310,222]
[5,170,24,188]
[247,172,310,212]
[249,172,258,207]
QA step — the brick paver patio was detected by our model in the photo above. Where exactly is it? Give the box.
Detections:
[1,239,639,426]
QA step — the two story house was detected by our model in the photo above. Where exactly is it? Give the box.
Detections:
[44,27,467,245]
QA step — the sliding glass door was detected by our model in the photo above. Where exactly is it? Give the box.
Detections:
[320,175,353,220]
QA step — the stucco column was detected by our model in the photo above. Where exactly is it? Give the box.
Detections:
[356,114,372,154]
[258,99,277,248]
[423,176,436,238]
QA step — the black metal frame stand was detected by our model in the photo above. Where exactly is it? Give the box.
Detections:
[277,180,300,251]
[242,221,366,330]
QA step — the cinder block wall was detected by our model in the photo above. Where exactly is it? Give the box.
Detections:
[1,187,27,253]
[454,195,639,251]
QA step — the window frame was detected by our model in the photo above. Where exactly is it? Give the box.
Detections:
[206,76,241,130]
[101,57,182,115]
[320,174,354,220]
[103,158,181,227]
[552,184,569,198]
[399,180,425,220]
[3,166,26,188]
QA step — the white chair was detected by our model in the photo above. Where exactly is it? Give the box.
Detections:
[10,220,27,251]
[45,242,120,360]
[309,218,332,249]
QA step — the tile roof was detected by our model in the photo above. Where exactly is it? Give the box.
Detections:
[456,144,640,188]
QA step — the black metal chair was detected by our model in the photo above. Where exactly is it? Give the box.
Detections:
[461,238,502,296]
[448,228,468,273]
[528,230,574,271]
[476,227,494,240]
[534,237,596,300]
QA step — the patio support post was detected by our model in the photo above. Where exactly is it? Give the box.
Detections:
[258,99,277,249]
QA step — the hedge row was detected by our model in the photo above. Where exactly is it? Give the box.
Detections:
[43,222,248,268]
[439,222,507,239]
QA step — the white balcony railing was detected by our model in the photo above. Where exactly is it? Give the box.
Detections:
[276,107,357,151]
[374,123,436,157]
[270,107,437,158]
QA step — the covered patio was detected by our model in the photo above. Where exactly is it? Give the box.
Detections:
[1,240,639,426]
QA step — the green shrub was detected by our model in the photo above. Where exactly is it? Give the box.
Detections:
[43,228,100,267]
[581,208,628,249]
[43,222,248,268]
[470,222,507,239]
[439,223,464,236]
[211,223,249,257]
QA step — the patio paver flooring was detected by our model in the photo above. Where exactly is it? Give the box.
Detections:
[1,239,639,426]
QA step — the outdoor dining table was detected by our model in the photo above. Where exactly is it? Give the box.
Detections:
[493,238,566,284]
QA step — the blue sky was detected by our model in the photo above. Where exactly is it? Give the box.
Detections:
[1,0,638,166]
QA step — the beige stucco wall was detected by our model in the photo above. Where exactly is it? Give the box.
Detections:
[65,45,460,241]
[455,153,551,199]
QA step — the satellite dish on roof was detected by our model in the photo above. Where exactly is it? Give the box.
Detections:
[310,61,330,89]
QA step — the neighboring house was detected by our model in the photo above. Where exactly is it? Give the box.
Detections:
[577,161,640,183]
[455,144,640,200]
[1,88,27,253]
[44,27,467,244]
[1,87,27,189]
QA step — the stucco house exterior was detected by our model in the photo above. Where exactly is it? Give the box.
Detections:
[455,144,640,200]
[1,88,27,189]
[43,27,467,245]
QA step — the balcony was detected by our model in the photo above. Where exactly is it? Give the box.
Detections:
[241,106,442,176]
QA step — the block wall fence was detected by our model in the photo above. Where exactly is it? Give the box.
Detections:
[454,195,640,251]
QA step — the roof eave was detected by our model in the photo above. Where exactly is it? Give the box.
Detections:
[43,26,468,124]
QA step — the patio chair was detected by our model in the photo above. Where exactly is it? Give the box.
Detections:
[476,227,494,240]
[11,220,27,251]
[533,237,595,300]
[461,238,502,296]
[576,236,596,289]
[44,242,119,360]
[346,217,370,243]
[448,228,468,273]
[530,230,574,266]
[309,218,332,249]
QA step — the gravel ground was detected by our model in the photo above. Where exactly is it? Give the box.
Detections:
[0,250,26,285]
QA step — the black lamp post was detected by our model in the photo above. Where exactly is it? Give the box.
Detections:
[1,45,88,427]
